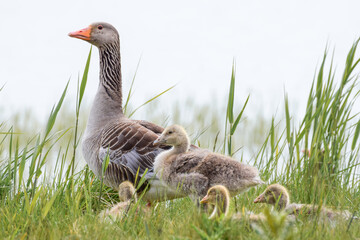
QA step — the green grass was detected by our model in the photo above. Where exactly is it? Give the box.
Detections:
[1,40,360,239]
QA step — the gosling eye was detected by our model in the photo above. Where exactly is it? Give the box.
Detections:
[168,131,173,134]
[98,25,103,30]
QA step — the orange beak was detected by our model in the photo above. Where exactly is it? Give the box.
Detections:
[200,195,209,204]
[68,26,92,41]
[253,194,265,203]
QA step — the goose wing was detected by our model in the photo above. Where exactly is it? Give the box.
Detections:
[134,120,164,134]
[98,120,168,186]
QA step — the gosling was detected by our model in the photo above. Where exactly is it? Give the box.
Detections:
[254,184,356,221]
[99,181,137,220]
[153,125,264,199]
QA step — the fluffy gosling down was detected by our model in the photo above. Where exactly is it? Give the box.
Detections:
[99,181,137,220]
[253,184,356,221]
[153,125,264,198]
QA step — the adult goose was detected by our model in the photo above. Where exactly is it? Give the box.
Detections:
[69,22,183,201]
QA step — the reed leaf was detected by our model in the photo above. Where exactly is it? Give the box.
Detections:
[230,94,249,135]
[78,47,92,107]
[124,56,142,115]
[44,81,69,139]
[352,120,360,151]
[128,85,175,118]
[41,188,60,220]
[226,61,236,124]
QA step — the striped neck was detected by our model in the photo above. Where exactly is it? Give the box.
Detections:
[84,41,123,135]
[99,42,122,109]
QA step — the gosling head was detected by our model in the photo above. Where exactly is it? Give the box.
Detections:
[200,185,230,218]
[153,125,190,151]
[253,184,289,210]
[200,185,230,206]
[118,181,136,202]
[69,22,119,47]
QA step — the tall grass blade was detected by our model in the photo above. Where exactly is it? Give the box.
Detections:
[352,120,360,151]
[41,189,60,220]
[44,81,69,139]
[71,47,92,181]
[230,94,249,135]
[226,61,236,124]
[98,152,110,203]
[78,47,92,107]
[124,56,142,115]
[284,93,291,143]
[18,145,27,192]
[28,187,42,215]
[128,85,175,118]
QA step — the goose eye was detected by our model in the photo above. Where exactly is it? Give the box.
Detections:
[168,131,173,134]
[98,25,103,30]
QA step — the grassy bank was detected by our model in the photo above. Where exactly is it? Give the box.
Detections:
[0,41,360,239]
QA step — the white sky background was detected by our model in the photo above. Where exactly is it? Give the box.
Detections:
[1,0,360,124]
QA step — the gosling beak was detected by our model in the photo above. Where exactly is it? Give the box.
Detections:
[200,195,209,204]
[153,137,165,147]
[253,194,265,203]
[68,25,92,41]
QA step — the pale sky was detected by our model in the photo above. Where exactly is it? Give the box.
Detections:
[1,0,360,123]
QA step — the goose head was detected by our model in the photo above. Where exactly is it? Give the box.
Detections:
[153,125,190,151]
[118,181,137,202]
[69,22,119,47]
[200,185,230,218]
[253,184,289,210]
